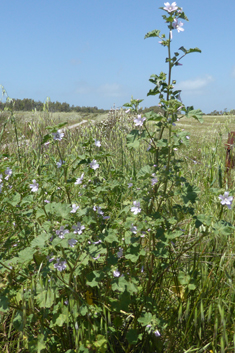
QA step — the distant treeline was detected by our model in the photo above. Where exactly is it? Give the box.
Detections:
[0,98,108,114]
[6,98,234,116]
[0,98,166,115]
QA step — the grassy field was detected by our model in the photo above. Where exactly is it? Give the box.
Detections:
[1,109,235,352]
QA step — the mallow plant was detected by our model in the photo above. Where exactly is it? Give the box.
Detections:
[0,2,235,353]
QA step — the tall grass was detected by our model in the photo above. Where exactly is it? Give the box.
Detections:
[0,104,235,352]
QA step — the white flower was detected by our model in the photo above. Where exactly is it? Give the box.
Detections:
[113,269,120,277]
[72,222,85,235]
[29,179,39,192]
[54,259,66,271]
[68,238,78,247]
[186,135,190,140]
[52,130,64,141]
[0,174,2,183]
[172,18,184,33]
[125,109,130,113]
[218,192,233,209]
[70,204,79,213]
[95,139,101,147]
[5,167,12,180]
[163,2,178,12]
[90,159,99,170]
[134,114,146,127]
[170,30,172,40]
[130,224,137,234]
[56,159,65,168]
[131,201,141,215]
[75,173,84,185]
[117,247,123,258]
[56,226,69,239]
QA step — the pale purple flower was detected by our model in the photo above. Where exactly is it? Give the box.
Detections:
[52,130,64,141]
[56,159,65,168]
[125,109,130,113]
[90,159,99,170]
[93,205,104,216]
[117,247,123,258]
[218,192,233,209]
[29,179,39,192]
[93,240,102,245]
[172,18,184,33]
[68,238,78,247]
[130,224,137,234]
[113,269,120,277]
[75,173,84,185]
[186,136,190,140]
[0,184,2,193]
[163,2,178,12]
[154,330,161,337]
[5,167,12,180]
[56,226,69,239]
[44,199,50,203]
[70,204,79,213]
[93,254,100,261]
[151,176,158,186]
[103,215,110,220]
[54,259,67,271]
[134,114,146,127]
[0,174,2,182]
[128,183,133,188]
[95,139,101,147]
[72,222,85,234]
[47,254,55,263]
[131,201,141,215]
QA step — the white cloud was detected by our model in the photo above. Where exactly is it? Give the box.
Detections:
[177,75,214,94]
[97,83,123,97]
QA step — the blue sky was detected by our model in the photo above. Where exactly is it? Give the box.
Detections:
[1,0,235,113]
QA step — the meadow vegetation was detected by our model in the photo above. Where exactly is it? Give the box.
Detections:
[1,2,235,352]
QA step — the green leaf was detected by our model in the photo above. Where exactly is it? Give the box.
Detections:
[179,46,201,55]
[41,133,51,145]
[28,334,46,352]
[0,295,9,313]
[185,108,204,123]
[126,130,140,150]
[17,247,35,264]
[104,231,118,243]
[138,312,152,326]
[7,192,21,207]
[35,290,55,308]
[126,329,138,344]
[30,233,51,249]
[137,165,152,179]
[45,202,71,218]
[144,29,161,39]
[55,313,68,327]
[21,195,34,205]
[195,214,213,228]
[145,111,163,122]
